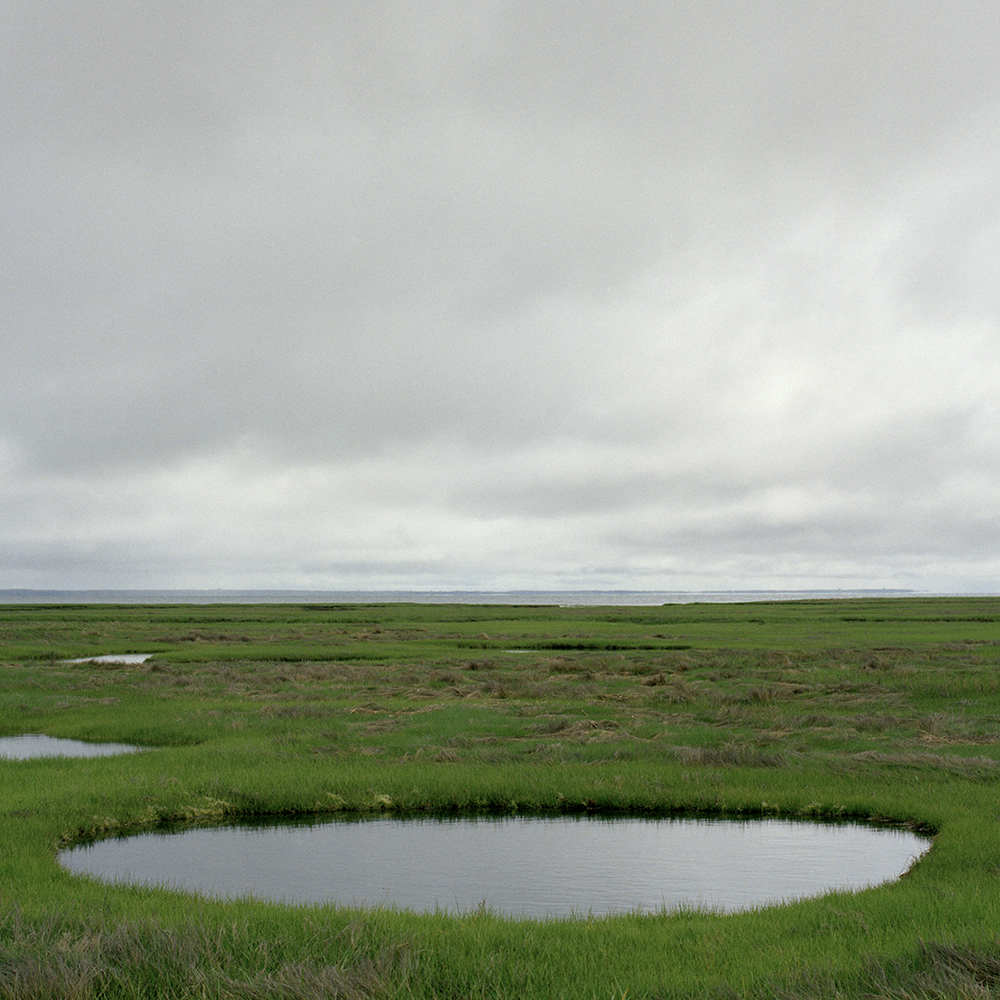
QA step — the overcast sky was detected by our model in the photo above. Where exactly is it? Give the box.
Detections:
[3,1,999,593]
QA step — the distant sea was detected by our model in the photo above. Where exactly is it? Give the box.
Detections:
[0,588,921,606]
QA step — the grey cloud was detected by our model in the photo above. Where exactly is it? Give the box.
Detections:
[4,1,1000,591]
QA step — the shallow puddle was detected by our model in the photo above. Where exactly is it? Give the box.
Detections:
[0,734,146,759]
[60,814,930,918]
[60,654,153,664]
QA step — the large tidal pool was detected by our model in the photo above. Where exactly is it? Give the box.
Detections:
[60,814,930,918]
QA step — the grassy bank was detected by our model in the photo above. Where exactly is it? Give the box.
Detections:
[2,597,1000,997]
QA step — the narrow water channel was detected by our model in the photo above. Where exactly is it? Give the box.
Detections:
[60,814,930,918]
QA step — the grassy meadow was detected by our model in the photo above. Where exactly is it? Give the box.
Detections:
[2,597,1000,997]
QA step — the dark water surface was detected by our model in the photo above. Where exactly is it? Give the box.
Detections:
[60,815,930,918]
[0,734,146,759]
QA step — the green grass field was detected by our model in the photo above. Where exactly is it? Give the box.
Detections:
[3,597,1000,998]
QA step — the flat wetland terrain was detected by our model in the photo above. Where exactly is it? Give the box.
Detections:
[3,597,1000,997]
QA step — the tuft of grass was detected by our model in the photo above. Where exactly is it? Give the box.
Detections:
[0,906,412,999]
[776,941,1000,999]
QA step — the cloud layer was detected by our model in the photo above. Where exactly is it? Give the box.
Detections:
[4,1,999,591]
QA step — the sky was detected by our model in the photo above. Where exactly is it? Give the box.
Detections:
[3,1,999,593]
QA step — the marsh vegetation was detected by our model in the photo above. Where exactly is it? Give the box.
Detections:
[3,597,1000,997]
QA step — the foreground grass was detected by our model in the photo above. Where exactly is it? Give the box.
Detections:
[2,597,1000,997]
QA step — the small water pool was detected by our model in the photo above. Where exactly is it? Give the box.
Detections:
[0,734,147,759]
[60,814,930,918]
[60,654,153,664]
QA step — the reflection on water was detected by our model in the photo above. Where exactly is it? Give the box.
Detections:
[60,654,153,664]
[60,815,930,918]
[0,734,146,759]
